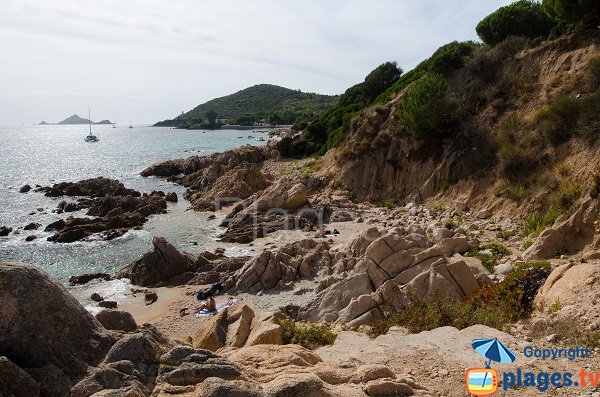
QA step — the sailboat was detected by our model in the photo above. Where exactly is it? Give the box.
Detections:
[84,107,99,142]
[128,119,133,129]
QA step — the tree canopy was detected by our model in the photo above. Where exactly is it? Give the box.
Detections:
[542,0,600,26]
[476,0,557,46]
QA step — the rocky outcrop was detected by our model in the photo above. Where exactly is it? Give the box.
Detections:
[19,184,32,193]
[0,226,12,236]
[523,196,600,260]
[69,272,112,285]
[71,325,175,397]
[0,261,114,387]
[234,239,331,293]
[118,236,196,287]
[534,263,600,322]
[218,179,312,243]
[39,177,168,243]
[0,260,428,396]
[297,228,484,326]
[192,305,285,351]
[187,164,270,211]
[37,177,140,198]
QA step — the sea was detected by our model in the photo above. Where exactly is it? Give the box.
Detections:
[0,124,269,308]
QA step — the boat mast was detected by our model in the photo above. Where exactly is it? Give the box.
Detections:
[88,106,92,136]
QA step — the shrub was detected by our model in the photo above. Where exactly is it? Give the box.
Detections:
[555,162,572,177]
[280,318,337,349]
[537,96,581,145]
[397,74,459,136]
[589,55,600,80]
[369,261,551,336]
[523,207,563,235]
[467,242,509,273]
[476,0,557,46]
[522,239,534,250]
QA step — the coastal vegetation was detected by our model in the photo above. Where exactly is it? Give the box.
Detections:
[154,84,337,129]
[369,261,551,336]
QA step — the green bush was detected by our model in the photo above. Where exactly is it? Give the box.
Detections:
[396,74,459,136]
[523,207,563,235]
[476,0,557,46]
[537,96,581,145]
[280,318,337,349]
[542,0,600,26]
[467,242,509,273]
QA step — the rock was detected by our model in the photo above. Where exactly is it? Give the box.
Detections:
[246,311,285,346]
[71,325,174,397]
[0,226,12,236]
[91,292,104,302]
[26,364,72,397]
[255,180,308,211]
[95,310,138,332]
[363,379,414,396]
[456,201,467,211]
[145,292,158,305]
[40,178,168,243]
[165,192,178,202]
[235,239,330,293]
[19,184,32,193]
[193,305,256,351]
[98,300,118,309]
[0,261,114,382]
[69,272,111,285]
[25,235,38,242]
[352,364,395,383]
[476,209,491,219]
[118,236,195,287]
[432,228,452,244]
[437,237,472,256]
[534,263,600,317]
[0,356,41,397]
[24,222,40,230]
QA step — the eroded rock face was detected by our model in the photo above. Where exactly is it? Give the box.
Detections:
[0,261,114,382]
[297,230,483,326]
[235,239,331,293]
[118,236,195,287]
[0,356,41,397]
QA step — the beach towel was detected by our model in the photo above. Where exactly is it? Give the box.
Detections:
[195,299,236,317]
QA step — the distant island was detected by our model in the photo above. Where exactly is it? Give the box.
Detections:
[154,84,337,130]
[38,114,113,125]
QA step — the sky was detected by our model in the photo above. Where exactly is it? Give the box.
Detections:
[0,0,514,126]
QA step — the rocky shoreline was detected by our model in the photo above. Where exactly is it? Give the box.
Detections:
[2,140,600,396]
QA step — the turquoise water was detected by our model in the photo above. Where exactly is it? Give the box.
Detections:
[0,124,268,282]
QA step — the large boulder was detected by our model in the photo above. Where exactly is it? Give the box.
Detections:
[534,263,600,320]
[118,236,195,287]
[0,261,114,383]
[0,226,12,237]
[71,325,175,397]
[95,310,138,332]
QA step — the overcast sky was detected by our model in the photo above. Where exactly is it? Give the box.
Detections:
[0,0,513,126]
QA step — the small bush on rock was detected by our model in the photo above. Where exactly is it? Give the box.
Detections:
[280,318,337,349]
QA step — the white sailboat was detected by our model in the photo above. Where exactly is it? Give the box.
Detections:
[84,107,99,142]
[128,119,133,129]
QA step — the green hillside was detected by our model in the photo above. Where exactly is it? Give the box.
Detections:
[155,84,338,129]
